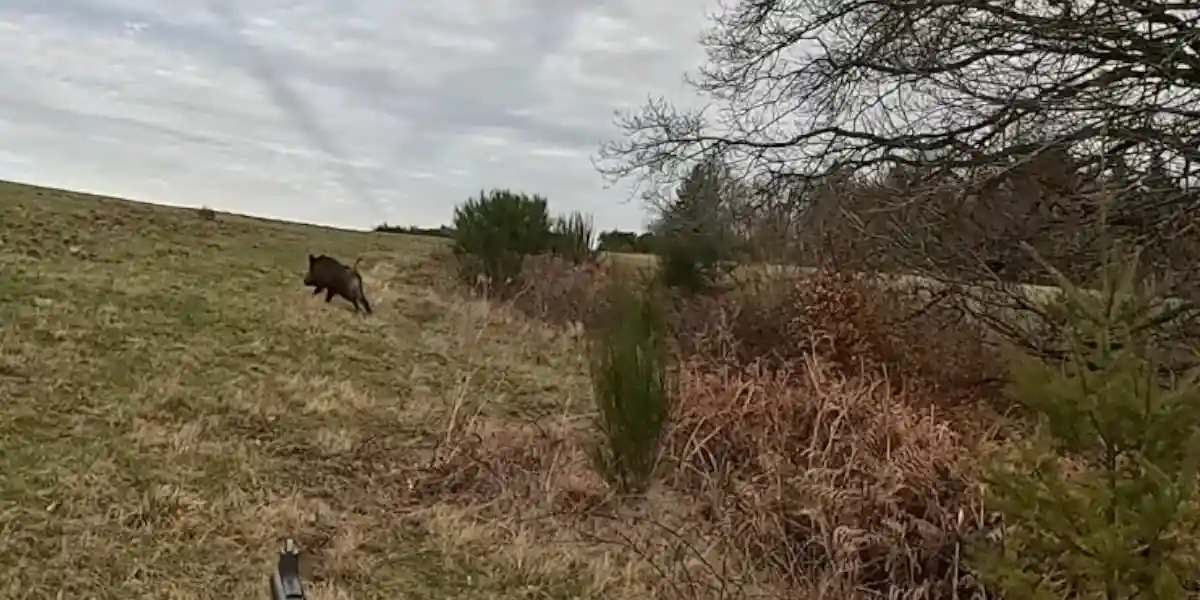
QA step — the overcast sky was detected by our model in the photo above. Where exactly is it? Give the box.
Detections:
[0,0,715,232]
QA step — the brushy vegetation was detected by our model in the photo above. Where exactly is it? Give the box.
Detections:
[449,192,1004,595]
[651,160,735,294]
[654,237,727,295]
[450,188,552,287]
[660,268,998,596]
[971,244,1200,598]
[549,211,598,265]
[596,229,657,254]
[511,254,613,329]
[450,189,604,297]
[439,153,1197,598]
[587,279,672,494]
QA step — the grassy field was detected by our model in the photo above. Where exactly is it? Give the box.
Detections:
[0,182,627,599]
[15,180,1189,599]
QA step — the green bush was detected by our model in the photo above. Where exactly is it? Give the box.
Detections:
[450,189,552,287]
[651,156,735,293]
[549,211,597,264]
[588,278,672,494]
[655,231,729,293]
[969,242,1200,599]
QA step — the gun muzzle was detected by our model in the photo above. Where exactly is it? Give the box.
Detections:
[269,538,306,600]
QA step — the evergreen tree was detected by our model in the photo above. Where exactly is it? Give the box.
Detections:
[653,156,735,292]
[451,189,552,287]
[970,241,1200,599]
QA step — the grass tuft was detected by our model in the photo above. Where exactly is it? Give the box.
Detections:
[587,279,672,494]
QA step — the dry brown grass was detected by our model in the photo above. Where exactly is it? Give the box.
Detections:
[663,356,990,598]
[675,269,1004,402]
[510,254,616,329]
[633,268,1004,598]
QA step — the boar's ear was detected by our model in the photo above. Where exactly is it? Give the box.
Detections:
[308,254,316,263]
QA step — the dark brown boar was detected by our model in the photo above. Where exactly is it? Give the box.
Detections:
[303,254,373,315]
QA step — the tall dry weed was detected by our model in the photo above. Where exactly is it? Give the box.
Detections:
[665,356,989,597]
[673,268,1001,405]
[513,254,616,328]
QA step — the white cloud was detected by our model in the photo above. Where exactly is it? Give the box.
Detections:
[0,0,716,232]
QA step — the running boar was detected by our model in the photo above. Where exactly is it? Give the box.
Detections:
[303,254,373,315]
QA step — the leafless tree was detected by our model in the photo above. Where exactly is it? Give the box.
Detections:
[600,0,1200,188]
[596,0,1200,362]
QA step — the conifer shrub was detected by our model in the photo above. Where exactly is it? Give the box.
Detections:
[654,232,730,294]
[970,242,1200,598]
[450,189,552,289]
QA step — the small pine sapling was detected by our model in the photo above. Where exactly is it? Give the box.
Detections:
[970,241,1200,599]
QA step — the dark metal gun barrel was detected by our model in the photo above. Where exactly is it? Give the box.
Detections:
[269,539,306,600]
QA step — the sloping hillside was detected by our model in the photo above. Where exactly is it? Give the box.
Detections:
[0,182,609,599]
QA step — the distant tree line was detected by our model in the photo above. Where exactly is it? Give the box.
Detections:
[374,223,455,239]
[377,220,659,255]
[596,230,656,254]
